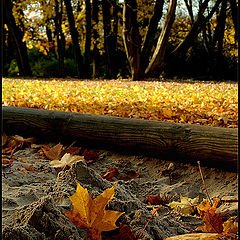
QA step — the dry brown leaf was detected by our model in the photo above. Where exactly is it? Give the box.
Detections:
[2,133,8,146]
[102,167,119,181]
[42,143,63,160]
[64,181,124,240]
[62,146,82,155]
[105,223,140,240]
[25,165,39,172]
[197,198,223,233]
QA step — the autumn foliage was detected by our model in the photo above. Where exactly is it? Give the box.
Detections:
[2,79,238,128]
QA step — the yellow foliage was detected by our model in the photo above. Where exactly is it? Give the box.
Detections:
[2,79,238,128]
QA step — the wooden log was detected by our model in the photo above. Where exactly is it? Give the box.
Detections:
[2,106,238,170]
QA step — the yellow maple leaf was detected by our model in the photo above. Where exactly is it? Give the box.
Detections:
[65,181,124,240]
[167,195,199,215]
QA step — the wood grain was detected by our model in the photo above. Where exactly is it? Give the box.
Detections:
[2,106,238,170]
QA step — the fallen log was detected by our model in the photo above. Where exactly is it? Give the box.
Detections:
[2,106,238,170]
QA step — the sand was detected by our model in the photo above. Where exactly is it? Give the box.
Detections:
[2,143,238,239]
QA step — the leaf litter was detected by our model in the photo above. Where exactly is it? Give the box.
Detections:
[2,78,238,128]
[1,135,238,239]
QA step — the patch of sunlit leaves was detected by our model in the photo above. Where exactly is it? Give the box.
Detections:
[2,78,238,128]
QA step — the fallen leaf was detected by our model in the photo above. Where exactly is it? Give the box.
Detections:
[18,167,28,174]
[119,169,140,181]
[197,198,223,233]
[102,167,119,181]
[222,217,238,234]
[145,194,171,205]
[62,146,82,155]
[50,153,84,168]
[83,149,100,163]
[167,195,199,215]
[7,135,36,150]
[64,181,124,240]
[31,144,43,149]
[42,143,63,160]
[2,133,8,146]
[105,223,140,240]
[2,158,13,166]
[25,165,39,172]
[164,233,221,240]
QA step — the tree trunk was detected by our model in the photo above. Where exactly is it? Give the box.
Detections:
[145,0,177,77]
[3,0,32,77]
[140,0,164,70]
[92,0,100,78]
[84,0,91,78]
[229,0,238,42]
[2,106,238,171]
[102,0,118,78]
[54,0,65,77]
[122,0,143,80]
[64,0,84,78]
[212,0,227,54]
[171,0,222,58]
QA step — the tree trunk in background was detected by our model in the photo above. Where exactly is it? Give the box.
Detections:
[171,0,222,58]
[140,0,164,71]
[122,0,143,80]
[84,0,91,78]
[183,0,194,24]
[102,0,118,78]
[92,0,100,78]
[3,0,32,76]
[229,0,238,42]
[64,0,84,78]
[54,0,65,77]
[145,0,177,77]
[212,0,227,54]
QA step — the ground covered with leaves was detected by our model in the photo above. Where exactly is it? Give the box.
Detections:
[2,136,238,240]
[2,78,238,128]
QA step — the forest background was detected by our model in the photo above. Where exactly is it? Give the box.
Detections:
[3,0,238,81]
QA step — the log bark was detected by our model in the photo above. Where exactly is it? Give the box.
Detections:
[2,107,238,170]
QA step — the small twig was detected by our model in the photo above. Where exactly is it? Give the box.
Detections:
[138,205,161,238]
[197,161,212,206]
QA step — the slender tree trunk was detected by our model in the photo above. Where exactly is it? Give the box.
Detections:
[145,0,177,77]
[3,0,32,76]
[122,0,143,80]
[102,0,117,78]
[229,0,238,42]
[84,0,91,78]
[54,0,65,77]
[171,0,222,58]
[64,0,84,78]
[92,0,100,78]
[183,0,194,24]
[140,0,164,71]
[212,0,227,54]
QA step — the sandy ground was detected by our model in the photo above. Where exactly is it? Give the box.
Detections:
[2,142,238,240]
